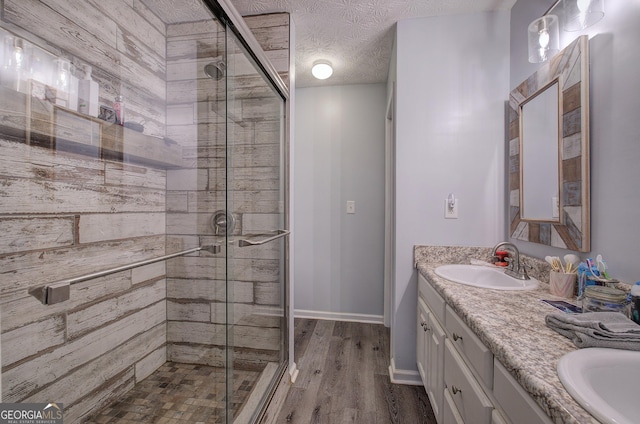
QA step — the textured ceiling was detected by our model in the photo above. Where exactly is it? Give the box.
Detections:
[230,0,517,87]
[142,0,517,87]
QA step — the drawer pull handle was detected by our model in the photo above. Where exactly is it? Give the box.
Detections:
[451,385,462,395]
[452,333,463,342]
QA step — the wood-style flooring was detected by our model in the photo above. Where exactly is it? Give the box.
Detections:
[264,318,436,424]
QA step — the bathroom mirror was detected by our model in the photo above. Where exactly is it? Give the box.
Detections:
[521,80,560,221]
[508,35,590,252]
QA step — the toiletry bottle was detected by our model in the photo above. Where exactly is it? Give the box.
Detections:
[630,282,640,324]
[10,37,28,93]
[67,64,79,111]
[78,64,99,117]
[494,250,509,267]
[54,58,71,107]
[114,95,124,125]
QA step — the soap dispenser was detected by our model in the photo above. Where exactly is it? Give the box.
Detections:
[77,64,99,117]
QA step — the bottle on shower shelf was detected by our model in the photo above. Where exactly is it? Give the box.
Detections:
[78,64,99,117]
[114,94,124,125]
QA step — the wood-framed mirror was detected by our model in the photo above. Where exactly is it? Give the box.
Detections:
[508,35,590,252]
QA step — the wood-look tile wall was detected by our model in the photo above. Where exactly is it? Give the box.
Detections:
[0,1,169,421]
[165,13,290,370]
[0,2,289,421]
[2,0,167,137]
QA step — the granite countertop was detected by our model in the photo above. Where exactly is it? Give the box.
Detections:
[414,245,600,424]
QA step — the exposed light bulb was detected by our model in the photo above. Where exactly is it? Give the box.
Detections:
[577,0,591,12]
[13,38,24,69]
[577,0,591,28]
[538,48,546,61]
[538,29,550,49]
[564,0,603,31]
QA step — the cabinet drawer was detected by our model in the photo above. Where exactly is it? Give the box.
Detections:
[446,305,494,388]
[419,274,445,324]
[493,360,553,424]
[444,340,493,424]
[443,388,464,424]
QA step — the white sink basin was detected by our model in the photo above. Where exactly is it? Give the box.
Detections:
[434,264,539,290]
[558,348,640,424]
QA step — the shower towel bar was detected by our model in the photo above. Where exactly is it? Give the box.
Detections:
[28,244,221,305]
[238,229,290,247]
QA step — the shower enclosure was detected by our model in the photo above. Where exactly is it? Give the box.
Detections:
[0,1,289,423]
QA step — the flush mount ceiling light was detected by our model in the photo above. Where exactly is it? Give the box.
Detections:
[311,61,333,80]
[527,0,605,63]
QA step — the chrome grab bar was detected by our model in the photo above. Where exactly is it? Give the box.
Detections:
[29,244,221,305]
[238,229,290,247]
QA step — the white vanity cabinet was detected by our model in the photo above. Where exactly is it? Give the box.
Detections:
[417,272,555,424]
[417,274,446,423]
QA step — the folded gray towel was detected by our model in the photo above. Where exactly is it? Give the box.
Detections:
[546,312,640,350]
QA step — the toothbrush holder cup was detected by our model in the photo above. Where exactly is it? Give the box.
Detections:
[550,271,577,298]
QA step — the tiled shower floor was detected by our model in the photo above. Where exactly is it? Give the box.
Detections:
[89,362,261,423]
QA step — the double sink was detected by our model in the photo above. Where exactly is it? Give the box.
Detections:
[434,263,640,424]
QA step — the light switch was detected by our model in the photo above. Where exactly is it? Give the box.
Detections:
[346,200,355,214]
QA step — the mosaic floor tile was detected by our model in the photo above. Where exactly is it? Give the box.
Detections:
[88,362,261,423]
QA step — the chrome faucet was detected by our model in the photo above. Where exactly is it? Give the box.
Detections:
[491,242,530,280]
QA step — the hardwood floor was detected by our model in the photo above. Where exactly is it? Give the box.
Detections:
[266,318,436,424]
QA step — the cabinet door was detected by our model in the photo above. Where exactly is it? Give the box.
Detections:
[417,297,429,385]
[427,311,445,423]
[443,388,465,424]
[493,360,554,424]
[444,340,493,424]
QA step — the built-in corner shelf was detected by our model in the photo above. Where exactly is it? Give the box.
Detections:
[0,85,184,169]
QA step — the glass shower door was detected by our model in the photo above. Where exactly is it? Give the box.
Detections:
[0,0,287,422]
[224,29,288,423]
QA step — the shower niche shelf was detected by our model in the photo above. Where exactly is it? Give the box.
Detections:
[0,86,184,169]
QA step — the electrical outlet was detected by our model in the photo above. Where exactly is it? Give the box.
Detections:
[346,200,355,214]
[445,198,458,219]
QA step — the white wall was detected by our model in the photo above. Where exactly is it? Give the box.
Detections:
[509,0,640,284]
[390,11,511,375]
[294,84,387,320]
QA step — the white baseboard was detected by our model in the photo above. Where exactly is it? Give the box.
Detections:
[294,309,384,324]
[388,357,423,386]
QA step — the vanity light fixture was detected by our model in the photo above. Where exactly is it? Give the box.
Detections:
[528,15,559,63]
[561,0,604,31]
[527,0,604,63]
[311,60,333,80]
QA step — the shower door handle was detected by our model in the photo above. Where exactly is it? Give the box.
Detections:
[238,230,290,247]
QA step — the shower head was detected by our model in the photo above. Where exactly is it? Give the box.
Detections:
[204,58,226,81]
